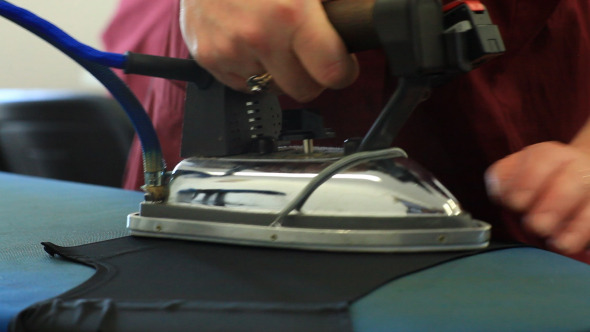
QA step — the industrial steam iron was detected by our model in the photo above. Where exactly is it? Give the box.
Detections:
[0,0,502,252]
[126,0,505,252]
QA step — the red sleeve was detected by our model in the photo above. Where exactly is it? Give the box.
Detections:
[102,0,189,191]
[395,0,590,263]
[102,0,181,103]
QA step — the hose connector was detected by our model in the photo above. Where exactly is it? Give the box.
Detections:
[141,170,169,202]
[141,151,168,202]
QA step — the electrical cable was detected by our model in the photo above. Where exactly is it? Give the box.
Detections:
[269,147,408,227]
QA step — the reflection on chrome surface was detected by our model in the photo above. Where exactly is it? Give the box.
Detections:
[166,149,462,218]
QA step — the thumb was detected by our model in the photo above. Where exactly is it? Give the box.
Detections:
[484,154,520,202]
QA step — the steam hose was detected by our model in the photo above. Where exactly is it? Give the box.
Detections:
[0,0,167,198]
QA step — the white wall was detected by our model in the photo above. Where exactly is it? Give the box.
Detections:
[0,1,120,92]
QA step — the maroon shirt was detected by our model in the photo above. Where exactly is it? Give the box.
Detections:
[103,0,590,262]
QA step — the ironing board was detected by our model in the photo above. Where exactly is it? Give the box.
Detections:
[1,172,590,331]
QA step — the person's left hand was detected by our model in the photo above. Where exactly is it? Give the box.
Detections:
[179,0,359,102]
[485,141,590,255]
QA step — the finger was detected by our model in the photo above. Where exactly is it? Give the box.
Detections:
[548,201,590,255]
[199,62,267,94]
[258,50,324,102]
[504,143,567,211]
[181,0,269,92]
[239,2,333,101]
[292,1,359,89]
[485,150,541,211]
[523,160,590,237]
[249,0,358,101]
[485,153,520,201]
[197,34,268,92]
[191,2,322,100]
[487,142,574,212]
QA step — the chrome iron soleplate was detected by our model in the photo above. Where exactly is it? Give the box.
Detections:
[127,212,491,252]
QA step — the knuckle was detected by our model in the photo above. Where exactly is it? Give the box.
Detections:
[317,60,354,88]
[520,142,553,160]
[581,172,590,190]
[226,76,249,92]
[563,163,590,194]
[215,39,241,63]
[195,51,217,71]
[271,0,304,26]
[577,206,590,222]
[236,25,269,53]
[528,141,560,152]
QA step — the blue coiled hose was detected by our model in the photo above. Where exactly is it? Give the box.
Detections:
[0,0,166,189]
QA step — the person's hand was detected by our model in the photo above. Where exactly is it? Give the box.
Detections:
[485,141,590,255]
[179,0,359,102]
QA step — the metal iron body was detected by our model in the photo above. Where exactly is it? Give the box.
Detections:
[127,0,504,252]
[128,146,491,251]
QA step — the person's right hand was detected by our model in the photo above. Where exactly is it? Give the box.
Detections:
[179,0,359,102]
[486,141,590,255]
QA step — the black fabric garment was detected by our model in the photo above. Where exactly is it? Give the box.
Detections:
[11,236,517,332]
